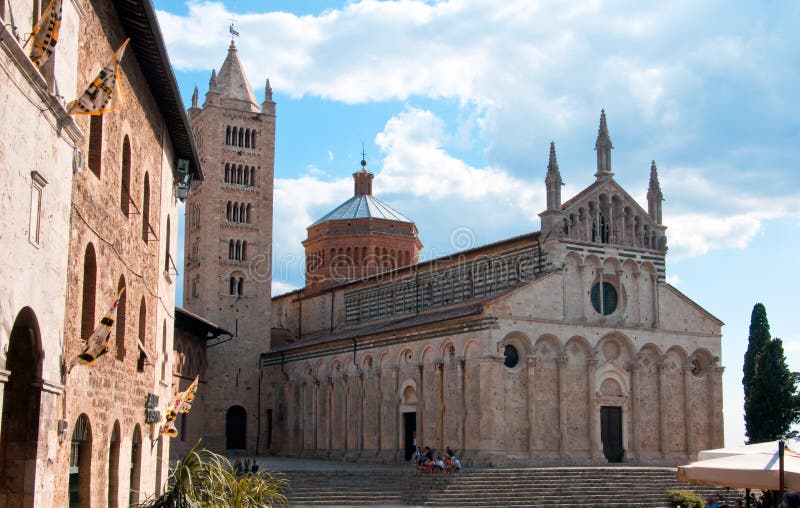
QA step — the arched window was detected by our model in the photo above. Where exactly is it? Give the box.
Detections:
[251,130,256,149]
[250,167,255,187]
[235,240,241,260]
[237,165,243,185]
[226,126,231,145]
[243,166,249,186]
[226,201,232,221]
[161,320,167,381]
[164,216,171,272]
[120,136,131,215]
[224,162,230,183]
[241,241,247,261]
[244,128,250,148]
[238,128,244,147]
[228,240,234,260]
[231,127,237,147]
[229,277,236,295]
[237,277,243,296]
[69,414,92,508]
[108,421,120,508]
[136,297,147,372]
[129,425,142,506]
[245,204,251,223]
[239,204,245,223]
[80,244,97,340]
[88,115,103,178]
[141,173,150,244]
[115,276,126,361]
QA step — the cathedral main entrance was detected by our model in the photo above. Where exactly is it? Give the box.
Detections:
[600,406,624,462]
[403,412,416,460]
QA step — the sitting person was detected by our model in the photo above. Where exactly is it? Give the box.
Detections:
[434,455,446,472]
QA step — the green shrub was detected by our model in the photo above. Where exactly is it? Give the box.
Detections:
[667,489,705,508]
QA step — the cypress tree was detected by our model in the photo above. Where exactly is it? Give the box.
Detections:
[745,338,800,443]
[743,303,771,442]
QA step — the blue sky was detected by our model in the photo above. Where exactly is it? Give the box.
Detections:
[154,0,800,447]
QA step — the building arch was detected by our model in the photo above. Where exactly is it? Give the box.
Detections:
[108,420,121,508]
[533,334,562,357]
[116,276,126,360]
[141,172,151,244]
[420,344,437,365]
[0,307,43,507]
[120,135,131,215]
[226,126,231,145]
[129,424,142,506]
[69,414,92,508]
[596,332,636,365]
[226,406,247,449]
[80,243,97,340]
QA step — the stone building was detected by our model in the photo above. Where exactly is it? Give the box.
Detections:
[182,41,275,454]
[0,0,200,506]
[261,111,724,466]
[171,307,231,459]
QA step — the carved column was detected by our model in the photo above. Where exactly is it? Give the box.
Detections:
[628,358,641,462]
[657,356,669,458]
[375,368,382,452]
[458,357,466,452]
[557,352,568,456]
[632,271,641,326]
[710,363,725,449]
[436,361,445,449]
[417,363,424,448]
[587,354,599,459]
[358,369,365,452]
[577,262,586,321]
[526,355,537,452]
[682,361,695,457]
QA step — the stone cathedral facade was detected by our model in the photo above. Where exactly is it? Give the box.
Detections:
[261,111,724,466]
[181,42,723,464]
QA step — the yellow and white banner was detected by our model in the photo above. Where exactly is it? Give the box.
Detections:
[162,375,199,437]
[67,38,129,115]
[29,0,63,68]
[68,288,125,373]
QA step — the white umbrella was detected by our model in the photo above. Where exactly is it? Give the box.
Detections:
[677,449,800,491]
[698,439,800,461]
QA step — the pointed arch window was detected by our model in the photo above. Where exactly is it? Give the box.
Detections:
[137,297,147,372]
[81,244,97,340]
[141,173,150,244]
[120,136,131,215]
[115,276,126,361]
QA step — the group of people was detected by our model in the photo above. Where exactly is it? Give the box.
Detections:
[412,445,462,475]
[233,457,260,476]
[706,491,800,508]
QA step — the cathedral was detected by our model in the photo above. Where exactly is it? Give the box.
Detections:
[184,43,723,467]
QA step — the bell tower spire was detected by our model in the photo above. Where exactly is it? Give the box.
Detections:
[595,109,614,179]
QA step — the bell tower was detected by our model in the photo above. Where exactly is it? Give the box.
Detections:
[183,40,274,453]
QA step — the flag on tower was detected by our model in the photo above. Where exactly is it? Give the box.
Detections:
[67,38,130,115]
[68,288,125,373]
[28,0,63,68]
[161,375,199,437]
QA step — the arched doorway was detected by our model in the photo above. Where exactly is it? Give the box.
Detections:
[108,421,120,508]
[225,406,247,450]
[0,307,43,507]
[400,383,418,461]
[129,425,142,506]
[69,414,92,508]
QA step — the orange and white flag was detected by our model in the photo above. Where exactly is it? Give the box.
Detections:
[68,288,125,373]
[67,38,129,115]
[28,0,63,68]
[162,375,199,437]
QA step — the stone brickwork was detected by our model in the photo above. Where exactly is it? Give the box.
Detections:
[0,1,199,506]
[182,42,274,454]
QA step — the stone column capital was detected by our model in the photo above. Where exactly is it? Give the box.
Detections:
[557,354,568,367]
[526,355,538,367]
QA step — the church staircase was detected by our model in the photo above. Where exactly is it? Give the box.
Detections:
[284,467,740,507]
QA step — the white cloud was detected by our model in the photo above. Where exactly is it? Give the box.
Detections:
[665,275,680,286]
[272,280,300,296]
[327,150,334,161]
